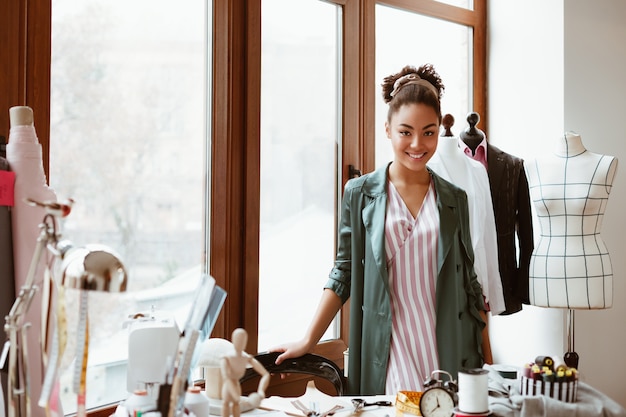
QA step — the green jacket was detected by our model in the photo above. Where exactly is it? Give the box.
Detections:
[325,164,485,395]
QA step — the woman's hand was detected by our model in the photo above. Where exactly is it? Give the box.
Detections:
[269,339,313,365]
[269,289,342,365]
[267,340,314,380]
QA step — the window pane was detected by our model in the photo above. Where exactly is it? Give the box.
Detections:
[375,4,472,167]
[434,0,473,9]
[258,0,340,351]
[50,0,207,411]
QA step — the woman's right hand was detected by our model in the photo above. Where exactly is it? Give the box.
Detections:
[268,339,313,365]
[269,289,342,365]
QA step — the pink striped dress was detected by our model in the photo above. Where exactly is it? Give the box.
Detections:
[384,180,439,394]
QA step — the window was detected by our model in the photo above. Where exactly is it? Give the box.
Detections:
[49,0,208,411]
[435,0,474,8]
[212,0,486,356]
[375,4,473,166]
[258,0,341,349]
[1,0,485,412]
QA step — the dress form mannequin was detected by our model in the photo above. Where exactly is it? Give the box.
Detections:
[428,116,504,315]
[459,112,534,315]
[429,114,502,364]
[459,112,484,153]
[441,113,455,137]
[525,132,618,309]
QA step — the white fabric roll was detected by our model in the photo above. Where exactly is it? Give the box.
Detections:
[6,106,57,417]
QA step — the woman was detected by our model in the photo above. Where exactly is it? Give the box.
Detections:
[272,64,486,395]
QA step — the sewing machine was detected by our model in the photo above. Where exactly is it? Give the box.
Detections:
[125,311,181,399]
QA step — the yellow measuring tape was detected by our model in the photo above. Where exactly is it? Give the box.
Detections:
[39,280,68,417]
[395,391,423,416]
[74,290,90,417]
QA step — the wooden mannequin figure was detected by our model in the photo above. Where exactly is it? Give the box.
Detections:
[459,112,534,316]
[221,328,270,417]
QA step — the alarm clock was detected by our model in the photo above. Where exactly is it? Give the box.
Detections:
[419,370,457,417]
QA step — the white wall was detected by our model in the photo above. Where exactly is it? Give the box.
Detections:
[487,0,566,372]
[487,0,626,407]
[563,0,626,406]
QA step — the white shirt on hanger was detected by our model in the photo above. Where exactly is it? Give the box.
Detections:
[428,136,505,315]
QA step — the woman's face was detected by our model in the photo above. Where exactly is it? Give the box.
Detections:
[385,103,439,175]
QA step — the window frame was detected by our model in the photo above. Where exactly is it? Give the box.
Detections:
[0,0,52,172]
[208,0,487,352]
[0,0,486,403]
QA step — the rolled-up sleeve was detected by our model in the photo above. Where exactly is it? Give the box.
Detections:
[324,184,356,304]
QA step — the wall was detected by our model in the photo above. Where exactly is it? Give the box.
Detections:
[487,0,626,407]
[563,0,626,406]
[486,0,566,366]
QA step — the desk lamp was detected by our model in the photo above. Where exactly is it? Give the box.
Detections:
[3,198,128,417]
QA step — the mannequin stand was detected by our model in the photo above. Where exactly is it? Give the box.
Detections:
[564,309,579,369]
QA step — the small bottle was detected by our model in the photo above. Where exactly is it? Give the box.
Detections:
[184,386,210,417]
[124,389,155,416]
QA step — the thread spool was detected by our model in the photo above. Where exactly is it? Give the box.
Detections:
[552,355,568,373]
[457,368,489,415]
[534,355,554,371]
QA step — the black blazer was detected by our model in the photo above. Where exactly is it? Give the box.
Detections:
[486,144,534,315]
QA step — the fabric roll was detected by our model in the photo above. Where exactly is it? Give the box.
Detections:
[6,106,57,417]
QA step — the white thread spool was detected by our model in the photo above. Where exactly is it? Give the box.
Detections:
[457,368,489,413]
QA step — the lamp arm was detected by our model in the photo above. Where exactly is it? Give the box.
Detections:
[6,216,57,324]
[4,215,58,417]
[4,200,128,417]
[21,322,32,417]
